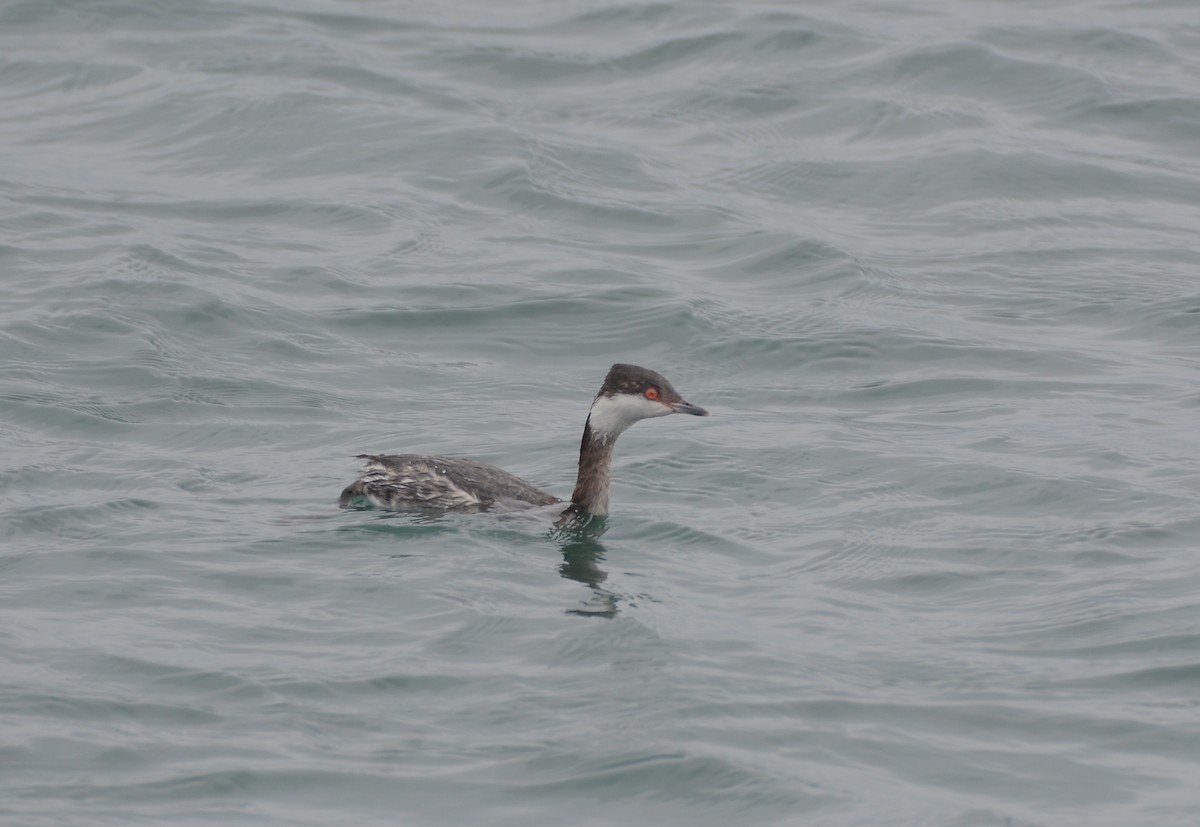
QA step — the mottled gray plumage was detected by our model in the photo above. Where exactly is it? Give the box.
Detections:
[339,364,707,517]
[339,454,559,510]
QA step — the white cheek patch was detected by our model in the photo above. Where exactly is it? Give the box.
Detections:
[588,393,672,438]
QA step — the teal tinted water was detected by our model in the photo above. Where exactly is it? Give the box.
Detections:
[3,0,1200,824]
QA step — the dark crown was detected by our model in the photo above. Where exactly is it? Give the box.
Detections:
[598,363,683,403]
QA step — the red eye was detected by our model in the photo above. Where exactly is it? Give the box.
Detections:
[644,388,660,400]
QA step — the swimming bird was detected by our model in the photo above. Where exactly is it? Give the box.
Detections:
[338,363,708,518]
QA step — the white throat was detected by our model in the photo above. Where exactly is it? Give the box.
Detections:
[586,392,671,441]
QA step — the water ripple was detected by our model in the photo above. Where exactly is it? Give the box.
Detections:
[3,0,1200,825]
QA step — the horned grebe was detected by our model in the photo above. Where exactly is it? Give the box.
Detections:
[338,363,708,518]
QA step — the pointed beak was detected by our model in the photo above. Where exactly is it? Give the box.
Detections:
[669,399,709,416]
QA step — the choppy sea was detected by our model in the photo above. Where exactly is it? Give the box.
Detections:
[3,0,1200,824]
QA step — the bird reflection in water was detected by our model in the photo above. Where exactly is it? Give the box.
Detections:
[552,515,618,618]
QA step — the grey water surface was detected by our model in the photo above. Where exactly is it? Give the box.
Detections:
[3,0,1200,824]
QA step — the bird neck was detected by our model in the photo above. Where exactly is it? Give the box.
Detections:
[567,417,616,516]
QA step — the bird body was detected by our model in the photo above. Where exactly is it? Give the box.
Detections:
[339,364,707,518]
